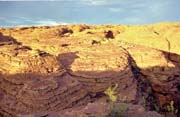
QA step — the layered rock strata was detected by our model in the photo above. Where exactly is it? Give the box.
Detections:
[0,23,180,116]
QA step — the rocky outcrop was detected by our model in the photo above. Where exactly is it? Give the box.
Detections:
[0,23,180,116]
[120,41,180,110]
[0,35,88,116]
[0,31,140,116]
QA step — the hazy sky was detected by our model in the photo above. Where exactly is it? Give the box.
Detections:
[0,0,180,27]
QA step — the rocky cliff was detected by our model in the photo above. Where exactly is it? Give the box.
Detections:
[0,23,180,116]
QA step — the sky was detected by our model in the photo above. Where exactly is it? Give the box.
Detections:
[0,0,180,27]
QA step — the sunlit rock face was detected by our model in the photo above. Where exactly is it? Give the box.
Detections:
[0,23,180,116]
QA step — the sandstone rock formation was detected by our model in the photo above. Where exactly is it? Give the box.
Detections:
[0,23,180,116]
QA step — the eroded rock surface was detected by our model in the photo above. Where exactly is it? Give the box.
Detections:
[0,23,180,116]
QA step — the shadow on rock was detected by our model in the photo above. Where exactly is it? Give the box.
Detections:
[141,50,180,115]
[0,33,180,116]
[0,32,21,45]
[0,49,143,116]
[57,52,79,69]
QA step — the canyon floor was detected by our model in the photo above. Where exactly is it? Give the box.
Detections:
[0,23,180,117]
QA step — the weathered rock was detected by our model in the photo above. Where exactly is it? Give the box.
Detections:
[120,41,180,108]
[48,102,109,117]
[0,29,140,116]
[127,104,163,117]
[58,44,139,103]
[1,23,180,116]
[0,35,88,116]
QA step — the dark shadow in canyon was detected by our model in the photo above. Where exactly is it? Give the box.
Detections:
[142,50,180,115]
